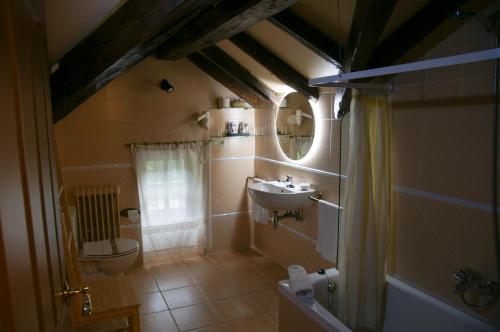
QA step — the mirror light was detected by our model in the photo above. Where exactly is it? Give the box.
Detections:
[275,92,322,165]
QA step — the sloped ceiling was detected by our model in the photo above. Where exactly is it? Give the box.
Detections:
[44,0,430,92]
[44,0,126,65]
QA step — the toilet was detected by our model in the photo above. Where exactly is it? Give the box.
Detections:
[80,238,139,275]
[70,206,140,275]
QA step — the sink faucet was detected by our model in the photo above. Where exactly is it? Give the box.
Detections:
[285,175,295,188]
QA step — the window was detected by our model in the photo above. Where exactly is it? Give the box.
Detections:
[132,143,209,252]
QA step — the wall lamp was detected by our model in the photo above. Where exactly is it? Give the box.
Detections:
[160,79,174,93]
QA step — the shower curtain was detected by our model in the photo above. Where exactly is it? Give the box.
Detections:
[131,142,211,254]
[338,91,392,330]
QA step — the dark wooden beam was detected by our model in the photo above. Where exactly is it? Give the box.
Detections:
[200,46,278,106]
[230,32,319,102]
[367,0,469,69]
[268,9,342,67]
[51,0,218,123]
[343,0,398,72]
[336,0,397,116]
[157,0,298,60]
[188,52,273,109]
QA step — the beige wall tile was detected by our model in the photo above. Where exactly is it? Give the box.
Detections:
[211,137,255,159]
[389,23,497,325]
[394,70,426,86]
[393,192,500,323]
[253,220,333,273]
[392,154,422,188]
[210,213,251,253]
[212,213,251,237]
[211,159,254,215]
[390,22,497,325]
[392,116,424,157]
[58,145,89,167]
[315,92,333,119]
[313,145,330,172]
[315,119,332,147]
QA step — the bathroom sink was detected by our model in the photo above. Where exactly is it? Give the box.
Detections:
[247,181,315,211]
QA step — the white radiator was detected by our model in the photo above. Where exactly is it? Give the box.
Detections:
[73,186,121,248]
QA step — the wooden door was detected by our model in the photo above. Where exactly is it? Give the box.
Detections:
[0,0,73,331]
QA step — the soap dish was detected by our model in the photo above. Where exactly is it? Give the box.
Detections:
[298,183,311,191]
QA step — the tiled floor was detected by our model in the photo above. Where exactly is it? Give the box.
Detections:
[129,248,287,332]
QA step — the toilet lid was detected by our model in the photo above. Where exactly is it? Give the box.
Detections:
[83,238,139,257]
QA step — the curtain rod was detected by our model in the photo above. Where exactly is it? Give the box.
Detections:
[277,134,314,138]
[310,48,500,86]
[320,82,392,91]
[126,139,210,147]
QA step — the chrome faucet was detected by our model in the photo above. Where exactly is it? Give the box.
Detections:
[451,267,500,309]
[452,268,475,293]
[286,175,293,184]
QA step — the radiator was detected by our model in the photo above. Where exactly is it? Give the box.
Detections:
[73,186,121,248]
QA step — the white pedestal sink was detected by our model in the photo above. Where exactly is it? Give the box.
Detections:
[247,181,316,211]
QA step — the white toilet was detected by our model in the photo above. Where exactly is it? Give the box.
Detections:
[80,238,139,275]
[70,206,140,275]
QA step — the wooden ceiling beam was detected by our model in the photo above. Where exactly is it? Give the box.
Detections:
[200,46,278,106]
[367,0,469,69]
[268,9,343,67]
[51,0,217,123]
[230,32,319,102]
[336,0,397,116]
[343,0,398,73]
[157,0,298,61]
[188,52,273,109]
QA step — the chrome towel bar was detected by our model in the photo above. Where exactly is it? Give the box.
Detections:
[308,193,322,202]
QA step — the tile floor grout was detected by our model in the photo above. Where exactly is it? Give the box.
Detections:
[133,248,284,331]
[180,313,277,332]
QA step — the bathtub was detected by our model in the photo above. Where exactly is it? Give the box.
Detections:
[278,268,498,332]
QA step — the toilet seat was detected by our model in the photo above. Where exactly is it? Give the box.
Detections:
[83,238,139,258]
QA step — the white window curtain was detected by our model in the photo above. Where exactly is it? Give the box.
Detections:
[338,91,393,330]
[131,142,211,254]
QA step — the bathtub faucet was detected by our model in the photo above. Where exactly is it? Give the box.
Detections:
[452,268,476,293]
[451,267,499,309]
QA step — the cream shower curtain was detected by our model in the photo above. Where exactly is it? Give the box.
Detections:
[338,91,392,331]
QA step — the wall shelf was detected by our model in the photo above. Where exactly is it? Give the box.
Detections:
[210,134,262,145]
[210,134,261,139]
[207,107,255,111]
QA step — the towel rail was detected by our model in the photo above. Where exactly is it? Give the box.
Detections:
[308,193,323,202]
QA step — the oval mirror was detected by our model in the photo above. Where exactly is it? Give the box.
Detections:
[276,92,315,160]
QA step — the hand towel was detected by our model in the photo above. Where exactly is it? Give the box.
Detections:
[252,199,268,224]
[287,265,314,298]
[316,200,340,263]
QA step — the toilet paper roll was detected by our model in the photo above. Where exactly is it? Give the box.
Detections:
[127,209,139,223]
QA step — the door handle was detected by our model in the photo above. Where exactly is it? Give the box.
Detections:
[56,280,92,316]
